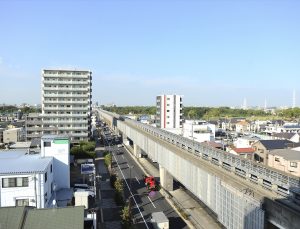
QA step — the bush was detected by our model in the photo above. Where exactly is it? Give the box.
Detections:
[104,153,112,168]
[114,178,123,193]
[70,141,96,159]
[121,205,132,228]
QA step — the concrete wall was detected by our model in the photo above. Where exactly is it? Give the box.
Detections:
[264,198,300,229]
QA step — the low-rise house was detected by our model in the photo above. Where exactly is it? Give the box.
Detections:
[229,147,255,160]
[3,128,25,144]
[202,141,224,150]
[252,139,292,165]
[236,120,251,133]
[183,120,215,143]
[0,149,54,208]
[221,118,246,131]
[268,149,300,177]
[234,136,260,148]
[272,132,300,143]
[0,135,70,208]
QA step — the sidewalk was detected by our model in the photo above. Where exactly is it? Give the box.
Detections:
[95,148,122,229]
[125,146,222,229]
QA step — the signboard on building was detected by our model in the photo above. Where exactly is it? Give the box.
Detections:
[81,163,95,175]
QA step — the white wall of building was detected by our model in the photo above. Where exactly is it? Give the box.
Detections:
[182,120,215,143]
[156,95,182,129]
[41,136,70,189]
[0,163,53,208]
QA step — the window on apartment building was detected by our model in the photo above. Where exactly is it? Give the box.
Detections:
[45,172,47,183]
[50,164,53,173]
[275,157,280,162]
[44,142,51,147]
[16,199,29,207]
[290,162,298,168]
[2,177,29,188]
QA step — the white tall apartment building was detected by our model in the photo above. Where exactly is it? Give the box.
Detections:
[42,69,92,143]
[156,95,183,129]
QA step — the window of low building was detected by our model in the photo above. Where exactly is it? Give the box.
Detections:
[290,162,298,168]
[16,199,29,206]
[2,177,29,188]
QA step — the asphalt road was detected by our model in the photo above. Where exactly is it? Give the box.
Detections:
[105,141,188,229]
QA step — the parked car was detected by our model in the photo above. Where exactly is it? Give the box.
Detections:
[73,183,93,192]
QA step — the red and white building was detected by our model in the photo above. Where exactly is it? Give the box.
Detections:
[156,95,183,129]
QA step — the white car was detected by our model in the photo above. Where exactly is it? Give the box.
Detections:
[117,144,123,148]
[74,189,95,197]
[73,183,93,192]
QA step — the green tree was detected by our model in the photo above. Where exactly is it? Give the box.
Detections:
[121,205,132,228]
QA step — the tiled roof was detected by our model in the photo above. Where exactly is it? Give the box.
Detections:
[273,132,296,140]
[202,141,223,148]
[0,150,52,174]
[269,149,300,161]
[236,120,249,126]
[232,148,255,154]
[0,206,27,229]
[0,206,84,229]
[23,206,84,229]
[258,140,292,150]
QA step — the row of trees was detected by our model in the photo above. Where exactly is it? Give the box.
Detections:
[103,151,132,228]
[103,106,156,115]
[0,105,41,114]
[103,106,300,120]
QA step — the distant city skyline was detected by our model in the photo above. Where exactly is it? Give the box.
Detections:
[0,1,299,107]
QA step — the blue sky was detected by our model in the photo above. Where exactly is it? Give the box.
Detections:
[0,0,299,107]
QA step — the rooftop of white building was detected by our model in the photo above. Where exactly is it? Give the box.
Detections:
[0,149,52,175]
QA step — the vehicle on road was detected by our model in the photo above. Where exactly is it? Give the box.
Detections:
[117,144,123,148]
[73,183,93,192]
[151,211,169,229]
[143,175,159,191]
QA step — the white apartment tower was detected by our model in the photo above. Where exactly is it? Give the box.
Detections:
[41,69,92,143]
[156,95,183,129]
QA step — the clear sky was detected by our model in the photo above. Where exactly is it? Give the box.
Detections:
[0,0,299,107]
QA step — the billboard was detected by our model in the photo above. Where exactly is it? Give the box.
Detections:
[81,163,95,175]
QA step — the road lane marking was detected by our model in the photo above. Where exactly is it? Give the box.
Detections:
[112,153,150,229]
[135,176,140,184]
[148,196,156,208]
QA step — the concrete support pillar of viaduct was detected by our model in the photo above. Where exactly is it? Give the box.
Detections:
[122,134,129,146]
[159,165,173,191]
[133,144,142,158]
